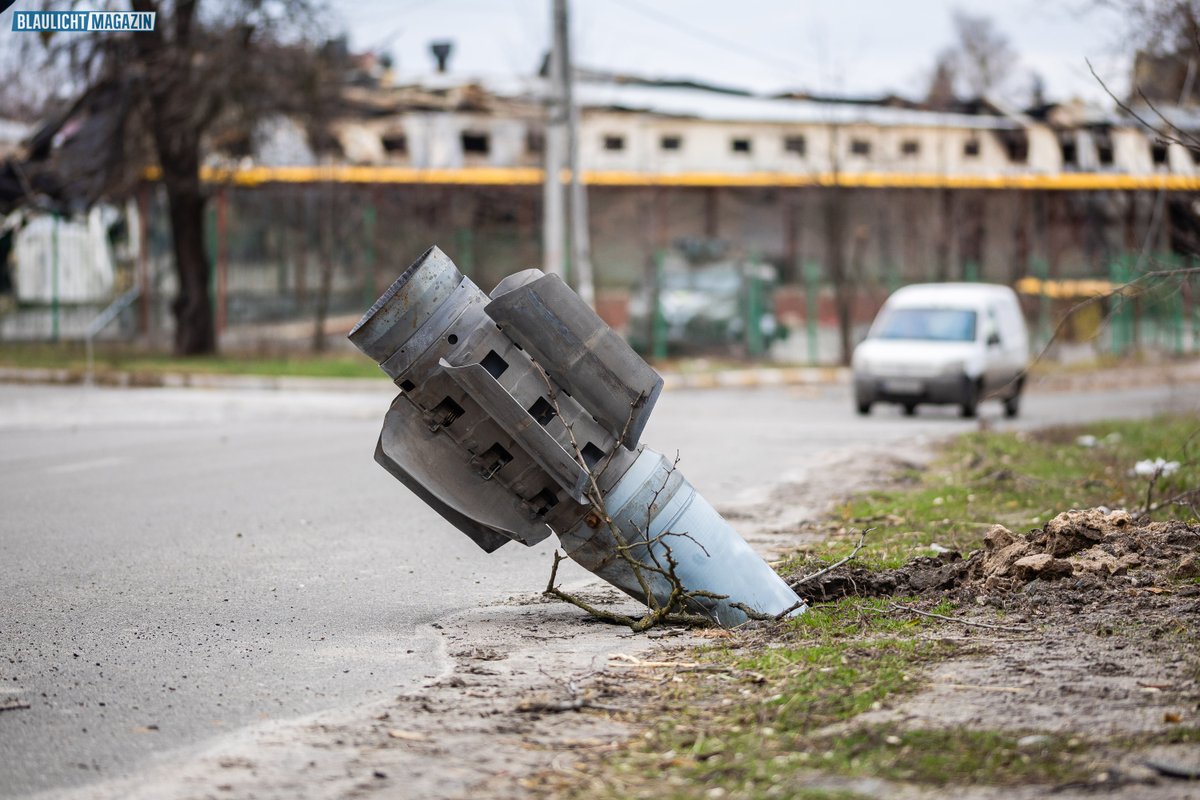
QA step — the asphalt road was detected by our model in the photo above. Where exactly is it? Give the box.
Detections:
[1,377,1196,797]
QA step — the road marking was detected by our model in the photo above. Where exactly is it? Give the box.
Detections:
[45,456,128,475]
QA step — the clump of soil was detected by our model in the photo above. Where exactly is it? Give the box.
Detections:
[788,508,1200,605]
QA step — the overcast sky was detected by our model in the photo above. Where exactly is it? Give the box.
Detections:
[329,0,1132,105]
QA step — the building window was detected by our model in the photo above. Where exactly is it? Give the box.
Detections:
[1151,141,1168,166]
[784,135,806,156]
[525,130,544,154]
[1096,137,1114,166]
[850,139,871,157]
[998,130,1029,164]
[660,135,682,151]
[603,134,625,151]
[461,131,490,154]
[900,139,920,157]
[381,132,407,154]
[963,138,981,157]
[731,137,752,154]
[1060,140,1077,166]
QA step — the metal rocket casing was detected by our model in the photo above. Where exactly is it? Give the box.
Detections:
[349,246,804,626]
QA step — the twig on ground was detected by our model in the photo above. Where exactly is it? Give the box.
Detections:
[533,364,724,631]
[730,528,872,622]
[608,653,735,673]
[792,527,871,587]
[874,601,1036,633]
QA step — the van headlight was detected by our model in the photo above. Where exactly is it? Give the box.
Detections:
[940,360,966,376]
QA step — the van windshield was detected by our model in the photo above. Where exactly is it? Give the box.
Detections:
[873,308,977,342]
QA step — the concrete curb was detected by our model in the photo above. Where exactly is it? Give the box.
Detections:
[0,364,853,392]
[660,366,848,390]
[3,361,1199,394]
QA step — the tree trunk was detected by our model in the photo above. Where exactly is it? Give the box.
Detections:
[161,163,215,355]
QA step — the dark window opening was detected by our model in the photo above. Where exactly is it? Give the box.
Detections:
[1191,147,1200,165]
[784,135,806,155]
[399,379,416,392]
[850,139,871,156]
[477,443,513,479]
[461,131,490,154]
[529,488,559,517]
[660,135,682,151]
[901,139,920,156]
[731,138,752,154]
[1097,143,1114,165]
[581,442,605,469]
[481,350,508,379]
[1152,141,1169,165]
[995,130,1028,163]
[603,134,625,151]
[963,138,980,157]
[1060,136,1078,166]
[525,130,544,154]
[528,396,557,426]
[381,133,407,154]
[432,397,465,428]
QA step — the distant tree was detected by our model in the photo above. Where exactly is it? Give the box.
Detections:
[14,0,333,355]
[925,10,1019,104]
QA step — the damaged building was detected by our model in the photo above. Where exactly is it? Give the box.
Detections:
[3,49,1199,357]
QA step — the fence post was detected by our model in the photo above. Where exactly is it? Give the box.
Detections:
[137,186,150,337]
[1032,257,1049,351]
[744,254,765,358]
[803,260,821,365]
[1192,258,1200,353]
[51,213,60,343]
[362,199,377,309]
[206,201,217,329]
[651,249,668,361]
[216,188,228,336]
[454,227,475,278]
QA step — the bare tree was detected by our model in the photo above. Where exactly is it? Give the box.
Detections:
[926,10,1018,103]
[11,0,331,355]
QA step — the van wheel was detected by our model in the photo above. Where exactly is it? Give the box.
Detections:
[1003,384,1022,419]
[959,378,980,418]
[902,402,917,416]
[856,400,872,416]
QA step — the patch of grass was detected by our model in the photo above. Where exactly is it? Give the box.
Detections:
[813,728,1091,787]
[829,415,1200,567]
[553,598,956,799]
[0,343,386,380]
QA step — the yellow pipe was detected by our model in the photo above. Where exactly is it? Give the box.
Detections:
[142,165,1200,191]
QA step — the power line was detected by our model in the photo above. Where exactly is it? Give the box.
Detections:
[605,0,807,82]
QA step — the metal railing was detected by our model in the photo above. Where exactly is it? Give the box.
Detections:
[84,286,141,385]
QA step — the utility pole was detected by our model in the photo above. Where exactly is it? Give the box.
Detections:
[542,0,567,281]
[559,0,594,307]
[544,0,595,306]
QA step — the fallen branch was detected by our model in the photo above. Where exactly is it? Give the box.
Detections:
[792,527,871,587]
[515,696,626,714]
[873,602,1036,633]
[608,653,733,673]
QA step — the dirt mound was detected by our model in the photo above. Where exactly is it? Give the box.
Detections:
[789,509,1200,603]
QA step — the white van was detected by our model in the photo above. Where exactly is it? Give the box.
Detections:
[851,283,1029,418]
